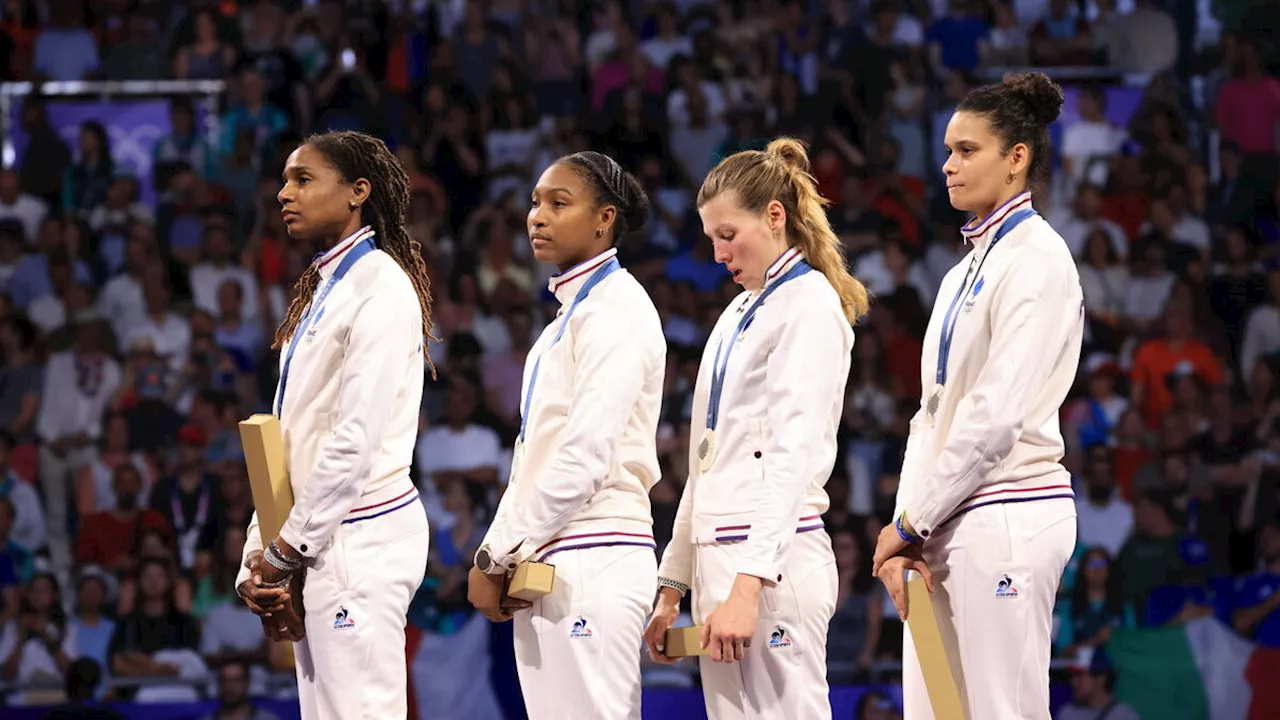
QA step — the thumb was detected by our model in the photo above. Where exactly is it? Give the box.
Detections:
[649,622,665,653]
[914,561,936,594]
[700,621,712,650]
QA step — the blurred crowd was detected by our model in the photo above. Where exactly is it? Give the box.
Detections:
[0,0,1276,717]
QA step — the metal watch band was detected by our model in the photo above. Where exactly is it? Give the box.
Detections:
[657,577,689,596]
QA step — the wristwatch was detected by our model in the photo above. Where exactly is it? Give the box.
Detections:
[474,545,498,574]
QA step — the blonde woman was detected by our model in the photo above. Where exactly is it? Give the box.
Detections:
[644,138,870,719]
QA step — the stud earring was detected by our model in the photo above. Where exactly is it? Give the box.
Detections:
[349,201,358,211]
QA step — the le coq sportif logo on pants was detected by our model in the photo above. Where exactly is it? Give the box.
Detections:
[333,606,356,629]
[569,615,594,639]
[768,625,792,649]
[995,575,1019,599]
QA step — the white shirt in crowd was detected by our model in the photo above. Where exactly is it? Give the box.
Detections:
[0,193,47,246]
[96,272,147,343]
[1123,273,1175,325]
[1060,120,1126,190]
[1242,304,1280,383]
[853,249,937,307]
[1075,492,1134,557]
[2,471,46,552]
[35,351,122,445]
[124,312,192,372]
[0,618,74,706]
[1139,214,1212,254]
[483,248,667,567]
[415,421,503,526]
[27,293,72,335]
[660,247,854,586]
[485,127,538,203]
[1049,209,1129,259]
[189,261,260,324]
[896,193,1084,539]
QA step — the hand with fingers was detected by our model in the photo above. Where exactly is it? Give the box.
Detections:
[643,587,683,664]
[239,551,307,641]
[467,566,532,622]
[874,546,935,622]
[701,578,760,663]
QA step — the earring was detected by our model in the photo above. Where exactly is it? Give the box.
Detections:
[349,201,358,211]
[1006,173,1017,185]
[596,228,604,238]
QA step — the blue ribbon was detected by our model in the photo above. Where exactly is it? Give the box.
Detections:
[274,233,377,418]
[518,258,622,441]
[935,209,1036,388]
[705,260,813,432]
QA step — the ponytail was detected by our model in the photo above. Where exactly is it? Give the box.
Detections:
[699,137,871,324]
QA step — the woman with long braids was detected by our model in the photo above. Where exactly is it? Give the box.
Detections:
[235,131,433,719]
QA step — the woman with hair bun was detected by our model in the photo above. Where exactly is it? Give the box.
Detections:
[466,151,667,720]
[644,137,869,719]
[872,72,1084,719]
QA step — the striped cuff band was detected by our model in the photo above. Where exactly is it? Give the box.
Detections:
[658,577,689,596]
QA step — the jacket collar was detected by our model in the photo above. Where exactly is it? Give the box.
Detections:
[762,246,804,290]
[548,248,618,305]
[962,192,1032,250]
[315,226,375,280]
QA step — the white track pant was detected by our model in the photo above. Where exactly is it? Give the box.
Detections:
[513,543,657,720]
[694,529,837,720]
[902,497,1076,720]
[293,493,430,720]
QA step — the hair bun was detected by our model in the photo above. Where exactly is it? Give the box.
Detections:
[1002,72,1064,127]
[766,137,812,174]
[620,176,651,234]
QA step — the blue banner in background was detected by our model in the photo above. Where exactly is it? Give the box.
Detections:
[7,99,185,207]
[2,684,1073,719]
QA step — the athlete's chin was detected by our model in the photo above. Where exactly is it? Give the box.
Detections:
[531,243,557,265]
[283,219,313,241]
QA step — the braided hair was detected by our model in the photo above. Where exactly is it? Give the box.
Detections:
[555,152,650,241]
[272,131,437,374]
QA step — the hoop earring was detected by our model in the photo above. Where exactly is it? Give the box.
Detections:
[596,228,605,238]
[1006,173,1017,185]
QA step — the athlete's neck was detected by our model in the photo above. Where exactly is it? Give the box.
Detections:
[322,219,367,252]
[971,185,1029,227]
[744,243,795,292]
[556,240,612,274]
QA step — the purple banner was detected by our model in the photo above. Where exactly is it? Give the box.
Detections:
[8,99,192,207]
[1059,85,1146,127]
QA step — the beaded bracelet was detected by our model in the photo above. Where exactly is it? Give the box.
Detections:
[895,514,922,544]
[265,540,304,573]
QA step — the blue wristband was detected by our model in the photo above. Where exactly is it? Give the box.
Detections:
[896,514,920,544]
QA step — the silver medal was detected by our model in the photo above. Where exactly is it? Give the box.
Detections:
[697,429,718,473]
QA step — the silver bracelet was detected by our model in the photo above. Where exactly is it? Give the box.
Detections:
[657,577,689,597]
[257,575,293,590]
[265,540,303,573]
